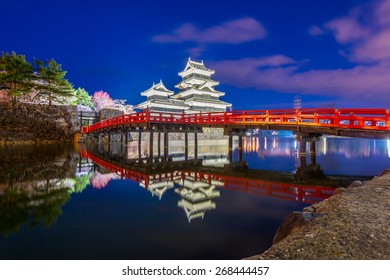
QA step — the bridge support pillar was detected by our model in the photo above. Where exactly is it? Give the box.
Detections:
[238,135,243,162]
[299,139,306,157]
[98,140,103,153]
[158,132,161,157]
[228,133,233,163]
[149,131,154,161]
[310,141,316,166]
[297,132,321,166]
[138,130,142,160]
[164,131,169,160]
[121,143,126,168]
[124,128,128,145]
[184,131,188,161]
[295,132,326,181]
[194,132,198,160]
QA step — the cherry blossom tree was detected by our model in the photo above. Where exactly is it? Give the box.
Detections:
[92,90,135,113]
[92,90,114,111]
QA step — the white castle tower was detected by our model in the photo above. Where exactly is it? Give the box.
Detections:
[173,58,232,113]
[135,80,187,113]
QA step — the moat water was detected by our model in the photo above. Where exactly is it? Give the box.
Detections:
[1,135,390,259]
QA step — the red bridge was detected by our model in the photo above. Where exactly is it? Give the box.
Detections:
[81,108,390,138]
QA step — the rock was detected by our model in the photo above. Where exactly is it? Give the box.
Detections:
[273,211,318,244]
[55,118,66,123]
[303,206,316,213]
[333,187,347,195]
[380,169,390,176]
[348,180,363,188]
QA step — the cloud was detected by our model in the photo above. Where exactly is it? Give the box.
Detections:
[210,0,390,103]
[308,25,325,36]
[352,29,390,62]
[321,0,390,63]
[324,16,370,44]
[375,0,390,27]
[211,56,390,101]
[152,17,267,44]
[187,46,205,58]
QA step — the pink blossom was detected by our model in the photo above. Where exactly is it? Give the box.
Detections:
[92,90,114,111]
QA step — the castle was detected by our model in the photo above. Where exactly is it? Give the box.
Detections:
[135,58,232,113]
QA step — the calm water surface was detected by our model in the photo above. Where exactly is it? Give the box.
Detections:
[1,135,389,259]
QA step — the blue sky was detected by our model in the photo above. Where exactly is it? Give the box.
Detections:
[2,0,390,109]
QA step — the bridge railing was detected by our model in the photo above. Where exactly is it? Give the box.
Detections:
[81,108,390,133]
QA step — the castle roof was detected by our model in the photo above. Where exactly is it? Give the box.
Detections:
[141,80,174,97]
[179,58,215,77]
[136,97,188,110]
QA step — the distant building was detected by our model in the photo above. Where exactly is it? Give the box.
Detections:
[135,80,188,113]
[135,58,232,114]
[293,95,302,110]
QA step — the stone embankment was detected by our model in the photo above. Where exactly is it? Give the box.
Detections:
[247,170,390,259]
[0,102,79,143]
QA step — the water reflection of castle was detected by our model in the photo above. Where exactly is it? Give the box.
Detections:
[175,172,221,222]
[138,170,221,222]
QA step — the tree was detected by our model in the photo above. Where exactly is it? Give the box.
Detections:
[73,87,93,108]
[34,58,75,106]
[0,52,34,103]
[92,90,114,111]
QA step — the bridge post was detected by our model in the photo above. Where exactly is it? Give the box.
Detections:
[295,132,326,181]
[121,142,126,168]
[149,131,154,161]
[98,138,103,153]
[138,130,142,160]
[238,135,243,162]
[300,138,306,157]
[228,133,233,163]
[184,131,188,161]
[109,140,113,156]
[310,141,316,166]
[194,131,198,160]
[125,128,128,145]
[164,130,169,160]
[158,131,161,157]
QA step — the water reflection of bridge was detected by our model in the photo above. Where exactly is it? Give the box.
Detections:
[80,144,364,222]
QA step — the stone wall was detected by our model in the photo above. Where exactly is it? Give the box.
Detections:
[0,102,80,143]
[99,108,123,120]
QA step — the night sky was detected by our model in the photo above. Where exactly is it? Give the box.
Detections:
[2,0,390,109]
